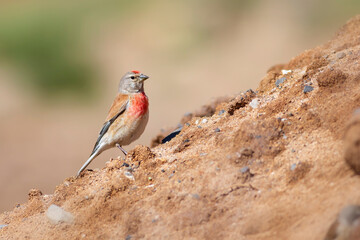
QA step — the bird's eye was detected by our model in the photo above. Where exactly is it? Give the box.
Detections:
[130,76,135,79]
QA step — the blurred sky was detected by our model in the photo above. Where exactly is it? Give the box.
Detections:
[1,0,360,212]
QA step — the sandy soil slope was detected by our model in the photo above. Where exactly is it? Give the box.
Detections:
[2,15,360,240]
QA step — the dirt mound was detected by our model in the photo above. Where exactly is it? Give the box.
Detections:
[2,16,360,240]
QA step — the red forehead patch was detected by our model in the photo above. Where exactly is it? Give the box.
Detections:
[132,70,140,74]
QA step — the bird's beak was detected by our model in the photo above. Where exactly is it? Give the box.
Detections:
[139,73,149,82]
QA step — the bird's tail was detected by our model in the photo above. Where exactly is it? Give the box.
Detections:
[76,145,103,177]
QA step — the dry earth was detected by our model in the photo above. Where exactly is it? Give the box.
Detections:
[2,16,360,240]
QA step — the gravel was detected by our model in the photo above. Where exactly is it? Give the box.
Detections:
[336,52,346,59]
[275,77,286,87]
[0,224,8,229]
[249,99,259,109]
[303,85,314,93]
[240,166,250,174]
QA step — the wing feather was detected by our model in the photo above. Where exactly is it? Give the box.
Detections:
[90,94,129,155]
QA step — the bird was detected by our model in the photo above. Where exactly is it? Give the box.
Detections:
[76,70,149,177]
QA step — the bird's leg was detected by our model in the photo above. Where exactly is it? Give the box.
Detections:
[116,143,128,155]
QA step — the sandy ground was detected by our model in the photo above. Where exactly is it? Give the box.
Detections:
[0,0,336,213]
[1,14,360,240]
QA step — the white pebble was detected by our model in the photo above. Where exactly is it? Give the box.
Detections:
[46,204,74,224]
[249,99,259,109]
[63,181,70,187]
[0,224,8,229]
[281,69,292,75]
[124,171,135,181]
[201,119,208,124]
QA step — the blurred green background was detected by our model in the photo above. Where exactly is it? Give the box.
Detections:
[1,0,359,212]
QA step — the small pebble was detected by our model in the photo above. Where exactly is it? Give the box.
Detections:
[0,224,8,229]
[152,217,159,223]
[125,166,134,172]
[161,169,165,173]
[249,99,259,109]
[195,120,199,125]
[124,171,135,181]
[290,163,297,171]
[303,85,314,93]
[199,153,207,156]
[215,167,220,171]
[63,181,70,187]
[121,162,130,167]
[201,119,208,124]
[169,173,174,179]
[46,204,74,225]
[275,77,286,87]
[197,126,202,129]
[214,128,220,132]
[162,127,182,144]
[185,123,190,126]
[148,177,152,181]
[218,110,225,115]
[191,194,200,200]
[336,52,346,59]
[281,69,292,74]
[126,235,132,240]
[178,180,181,183]
[240,166,250,173]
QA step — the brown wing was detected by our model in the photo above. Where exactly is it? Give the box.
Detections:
[90,94,129,155]
[105,94,130,121]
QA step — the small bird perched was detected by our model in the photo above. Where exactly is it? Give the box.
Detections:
[77,70,149,177]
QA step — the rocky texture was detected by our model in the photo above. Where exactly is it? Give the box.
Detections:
[344,110,360,174]
[324,205,360,240]
[2,15,360,240]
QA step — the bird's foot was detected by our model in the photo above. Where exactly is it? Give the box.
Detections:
[116,143,128,155]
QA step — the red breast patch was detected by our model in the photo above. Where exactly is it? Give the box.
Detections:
[129,92,148,117]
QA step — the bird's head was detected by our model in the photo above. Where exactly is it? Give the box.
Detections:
[118,70,149,93]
